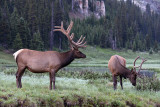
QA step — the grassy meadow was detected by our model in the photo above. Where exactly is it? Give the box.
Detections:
[0,46,160,107]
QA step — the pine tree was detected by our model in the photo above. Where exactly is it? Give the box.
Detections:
[0,8,11,47]
[17,17,31,48]
[10,7,20,42]
[28,0,38,34]
[153,41,158,53]
[145,34,151,51]
[31,30,44,51]
[13,33,23,50]
[132,40,136,52]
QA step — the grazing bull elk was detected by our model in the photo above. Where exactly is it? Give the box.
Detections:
[108,55,147,90]
[13,21,87,90]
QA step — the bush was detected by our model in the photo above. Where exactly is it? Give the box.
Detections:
[136,75,160,91]
[2,67,111,80]
[57,70,111,80]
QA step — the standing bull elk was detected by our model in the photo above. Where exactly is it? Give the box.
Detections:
[108,55,147,90]
[13,21,87,90]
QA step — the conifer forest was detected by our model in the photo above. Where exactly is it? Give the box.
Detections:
[0,0,160,51]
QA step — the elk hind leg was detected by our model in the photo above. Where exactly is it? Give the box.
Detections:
[120,76,123,90]
[16,67,26,88]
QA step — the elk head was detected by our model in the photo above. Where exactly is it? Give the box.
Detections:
[54,21,86,59]
[129,56,147,86]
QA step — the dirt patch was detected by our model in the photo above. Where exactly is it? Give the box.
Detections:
[0,96,8,100]
[126,101,136,107]
[0,89,6,92]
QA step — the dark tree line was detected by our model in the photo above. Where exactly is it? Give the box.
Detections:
[0,0,160,52]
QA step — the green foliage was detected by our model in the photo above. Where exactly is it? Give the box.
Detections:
[132,40,136,52]
[3,67,111,80]
[31,31,44,50]
[136,76,160,91]
[149,48,153,55]
[153,41,159,53]
[0,49,160,107]
[0,71,160,107]
[13,33,23,50]
[0,0,160,51]
[17,17,31,48]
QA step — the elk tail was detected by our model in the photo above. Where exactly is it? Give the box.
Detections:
[13,49,24,60]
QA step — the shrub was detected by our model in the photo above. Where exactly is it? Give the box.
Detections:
[2,67,111,80]
[136,75,160,91]
[57,70,111,80]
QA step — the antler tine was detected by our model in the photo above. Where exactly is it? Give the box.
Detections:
[54,21,71,38]
[54,21,65,34]
[54,26,61,29]
[78,37,86,44]
[137,58,147,73]
[133,56,140,67]
[77,35,83,43]
[75,35,86,47]
[77,41,87,48]
[53,20,87,49]
[70,33,74,39]
[70,37,87,48]
[66,21,73,35]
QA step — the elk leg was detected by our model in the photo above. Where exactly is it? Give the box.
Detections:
[52,72,56,90]
[50,70,56,90]
[112,75,117,90]
[18,69,25,88]
[120,76,123,90]
[49,72,52,90]
[16,72,19,88]
[16,67,25,88]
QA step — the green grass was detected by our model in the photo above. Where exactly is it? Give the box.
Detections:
[72,46,160,68]
[0,46,160,68]
[0,46,160,106]
[0,73,160,107]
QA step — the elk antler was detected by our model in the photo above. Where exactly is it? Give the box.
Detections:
[53,21,87,48]
[133,56,140,68]
[133,56,147,74]
[137,58,147,73]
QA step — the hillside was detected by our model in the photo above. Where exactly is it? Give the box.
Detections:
[0,0,160,52]
[1,46,160,69]
[119,0,160,13]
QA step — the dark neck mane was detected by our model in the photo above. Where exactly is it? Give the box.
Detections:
[59,50,75,68]
[115,56,132,78]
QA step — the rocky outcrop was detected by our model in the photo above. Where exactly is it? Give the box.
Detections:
[118,0,160,14]
[101,1,105,17]
[72,0,106,18]
[94,1,105,18]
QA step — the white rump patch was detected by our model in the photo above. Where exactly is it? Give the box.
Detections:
[13,49,24,60]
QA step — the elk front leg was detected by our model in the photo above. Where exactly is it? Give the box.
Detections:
[120,76,123,90]
[49,72,52,90]
[50,70,56,90]
[52,72,56,90]
[112,75,117,90]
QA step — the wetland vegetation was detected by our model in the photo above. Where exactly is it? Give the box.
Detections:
[0,46,160,106]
